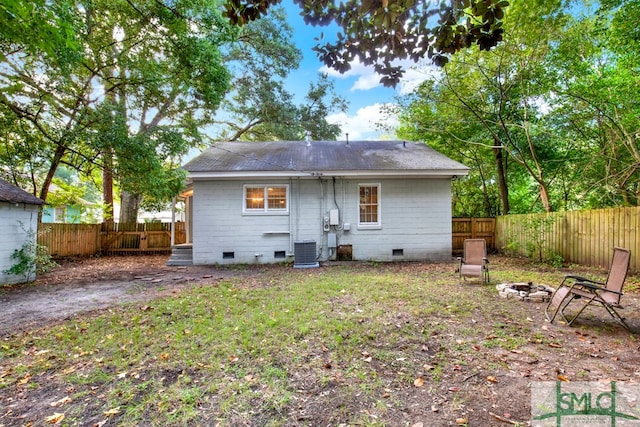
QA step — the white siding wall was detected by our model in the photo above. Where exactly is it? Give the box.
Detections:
[0,203,41,284]
[192,177,452,265]
[193,180,297,264]
[333,178,452,262]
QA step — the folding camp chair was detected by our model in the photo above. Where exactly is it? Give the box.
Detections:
[458,239,490,285]
[545,247,631,330]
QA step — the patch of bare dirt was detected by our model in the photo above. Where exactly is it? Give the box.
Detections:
[0,255,247,336]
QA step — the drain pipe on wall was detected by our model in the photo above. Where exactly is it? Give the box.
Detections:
[288,177,294,256]
[318,177,325,261]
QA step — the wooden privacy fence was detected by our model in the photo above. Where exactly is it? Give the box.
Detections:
[40,220,495,258]
[496,207,640,272]
[38,222,186,257]
[452,218,496,254]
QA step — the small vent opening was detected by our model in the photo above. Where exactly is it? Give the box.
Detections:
[274,250,286,259]
[392,249,404,257]
[222,251,235,259]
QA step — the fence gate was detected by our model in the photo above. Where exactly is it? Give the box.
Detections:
[452,218,496,254]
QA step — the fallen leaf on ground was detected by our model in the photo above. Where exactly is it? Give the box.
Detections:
[50,396,72,407]
[45,413,65,424]
[103,407,121,417]
[414,377,424,387]
[62,366,77,375]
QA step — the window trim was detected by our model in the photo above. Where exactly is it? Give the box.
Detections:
[242,184,289,215]
[54,206,66,223]
[358,183,381,229]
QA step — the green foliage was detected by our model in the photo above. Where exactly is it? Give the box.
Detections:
[398,0,640,214]
[523,215,556,264]
[546,251,565,268]
[0,0,239,221]
[47,178,86,208]
[503,237,521,257]
[0,0,80,65]
[214,8,347,142]
[3,222,58,282]
[224,0,509,86]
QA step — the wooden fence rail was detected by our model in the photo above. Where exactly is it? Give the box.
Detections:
[495,207,640,272]
[37,210,640,272]
[40,220,494,258]
[38,222,186,257]
[38,224,101,258]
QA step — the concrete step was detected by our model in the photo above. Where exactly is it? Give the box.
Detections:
[166,259,193,266]
[167,244,193,266]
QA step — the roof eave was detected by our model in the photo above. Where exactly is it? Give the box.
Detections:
[188,169,470,180]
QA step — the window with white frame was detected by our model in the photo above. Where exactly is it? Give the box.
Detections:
[358,183,381,228]
[243,185,289,214]
[54,207,66,223]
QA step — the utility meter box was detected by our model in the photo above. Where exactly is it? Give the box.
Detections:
[328,233,337,248]
[329,209,340,226]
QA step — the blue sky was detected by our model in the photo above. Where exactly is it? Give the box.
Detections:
[280,0,434,140]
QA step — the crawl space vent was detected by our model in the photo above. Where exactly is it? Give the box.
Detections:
[294,240,318,268]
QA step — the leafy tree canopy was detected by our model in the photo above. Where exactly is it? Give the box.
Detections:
[224,0,509,86]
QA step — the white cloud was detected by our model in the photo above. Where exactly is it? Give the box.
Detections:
[320,58,439,94]
[327,103,399,140]
[397,63,441,95]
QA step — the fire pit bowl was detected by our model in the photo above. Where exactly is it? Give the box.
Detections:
[496,282,555,302]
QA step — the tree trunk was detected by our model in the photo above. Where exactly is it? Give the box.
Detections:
[539,181,552,213]
[119,190,141,223]
[39,143,68,223]
[102,148,114,223]
[493,141,510,215]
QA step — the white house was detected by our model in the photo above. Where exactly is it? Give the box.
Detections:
[0,179,44,284]
[169,140,469,266]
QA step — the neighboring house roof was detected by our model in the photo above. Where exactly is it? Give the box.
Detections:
[184,140,470,179]
[0,179,44,205]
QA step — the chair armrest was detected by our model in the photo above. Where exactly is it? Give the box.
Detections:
[572,280,623,296]
[565,274,604,286]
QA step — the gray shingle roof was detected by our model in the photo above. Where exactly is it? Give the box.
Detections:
[184,140,469,177]
[0,179,44,205]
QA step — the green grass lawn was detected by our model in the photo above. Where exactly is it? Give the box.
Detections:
[1,258,638,426]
